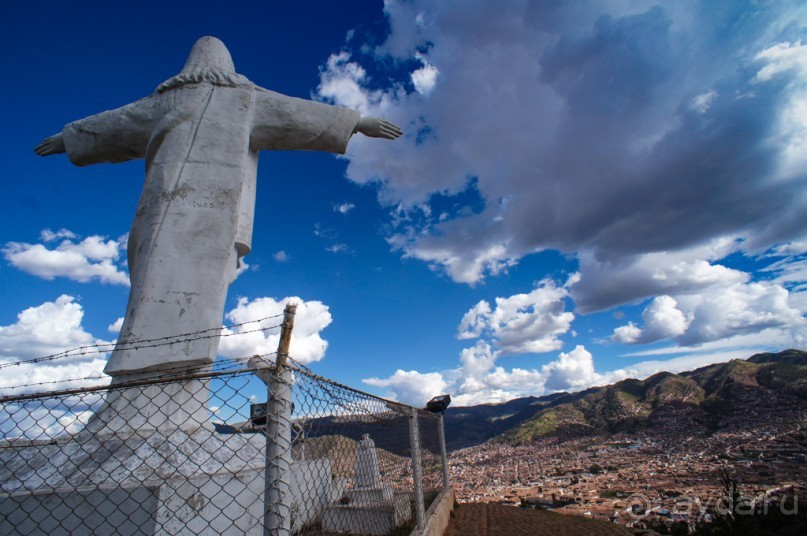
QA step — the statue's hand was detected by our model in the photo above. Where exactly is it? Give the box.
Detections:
[354,117,403,140]
[34,133,66,156]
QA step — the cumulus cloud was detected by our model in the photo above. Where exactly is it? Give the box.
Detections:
[316,51,395,115]
[217,296,332,365]
[411,52,439,95]
[612,296,689,344]
[363,370,449,406]
[273,250,290,262]
[612,280,805,347]
[457,279,574,354]
[317,1,807,286]
[675,281,804,346]
[108,317,124,334]
[542,346,601,393]
[0,296,111,396]
[363,342,604,406]
[366,284,577,405]
[3,231,128,286]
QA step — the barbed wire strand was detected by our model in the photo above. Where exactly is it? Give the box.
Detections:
[286,357,414,414]
[0,351,280,404]
[0,353,424,418]
[0,314,285,370]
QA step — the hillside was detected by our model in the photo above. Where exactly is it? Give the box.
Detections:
[442,349,807,448]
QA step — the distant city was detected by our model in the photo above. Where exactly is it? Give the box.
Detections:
[443,350,807,530]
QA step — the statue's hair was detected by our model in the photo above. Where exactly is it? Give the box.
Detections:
[156,69,252,93]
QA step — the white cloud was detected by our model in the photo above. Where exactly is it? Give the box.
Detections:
[363,343,603,407]
[754,41,807,83]
[3,231,129,286]
[457,279,574,354]
[363,369,449,406]
[316,51,395,115]
[40,228,77,242]
[612,295,689,344]
[411,52,439,95]
[542,346,601,393]
[1,403,102,440]
[325,243,350,254]
[457,301,492,340]
[368,284,579,405]
[217,296,332,365]
[676,281,804,345]
[1,295,101,360]
[108,317,124,333]
[0,296,111,396]
[333,202,356,215]
[691,91,718,114]
[397,240,518,286]
[235,259,251,279]
[273,250,290,262]
[609,267,805,348]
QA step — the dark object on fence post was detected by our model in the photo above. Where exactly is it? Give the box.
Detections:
[409,407,426,530]
[426,394,452,490]
[425,394,451,413]
[264,303,297,536]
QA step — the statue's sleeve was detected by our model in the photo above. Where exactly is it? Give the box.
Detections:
[251,88,361,154]
[62,96,161,166]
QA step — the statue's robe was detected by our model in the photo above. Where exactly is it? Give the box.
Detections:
[62,82,359,376]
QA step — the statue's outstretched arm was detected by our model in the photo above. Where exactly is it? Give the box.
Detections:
[354,117,403,140]
[34,133,66,156]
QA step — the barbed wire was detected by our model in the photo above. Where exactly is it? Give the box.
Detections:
[0,313,285,370]
[0,351,280,404]
[286,357,415,415]
[0,353,427,418]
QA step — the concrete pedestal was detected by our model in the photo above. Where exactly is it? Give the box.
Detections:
[1,425,334,535]
[321,491,412,535]
[321,433,412,534]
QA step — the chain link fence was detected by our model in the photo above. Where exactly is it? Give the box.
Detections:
[0,360,448,535]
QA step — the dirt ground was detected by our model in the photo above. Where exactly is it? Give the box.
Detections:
[443,503,635,536]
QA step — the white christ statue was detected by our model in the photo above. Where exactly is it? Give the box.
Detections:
[35,36,402,378]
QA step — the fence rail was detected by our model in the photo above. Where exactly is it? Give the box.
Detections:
[1,359,448,535]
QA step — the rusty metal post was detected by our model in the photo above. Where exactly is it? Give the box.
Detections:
[264,303,297,536]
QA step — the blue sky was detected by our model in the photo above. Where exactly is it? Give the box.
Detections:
[1,0,806,408]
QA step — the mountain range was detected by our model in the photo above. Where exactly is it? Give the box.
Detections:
[443,349,807,451]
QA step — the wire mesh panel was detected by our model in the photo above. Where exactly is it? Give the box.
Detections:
[0,371,272,535]
[1,361,449,535]
[288,367,418,535]
[415,412,443,514]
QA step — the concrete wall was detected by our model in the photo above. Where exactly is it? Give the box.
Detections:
[411,487,455,536]
[1,459,334,535]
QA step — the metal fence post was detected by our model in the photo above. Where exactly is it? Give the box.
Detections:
[437,413,450,489]
[264,303,297,536]
[409,407,426,529]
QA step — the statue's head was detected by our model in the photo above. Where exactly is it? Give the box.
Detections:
[181,36,237,76]
[156,36,251,93]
